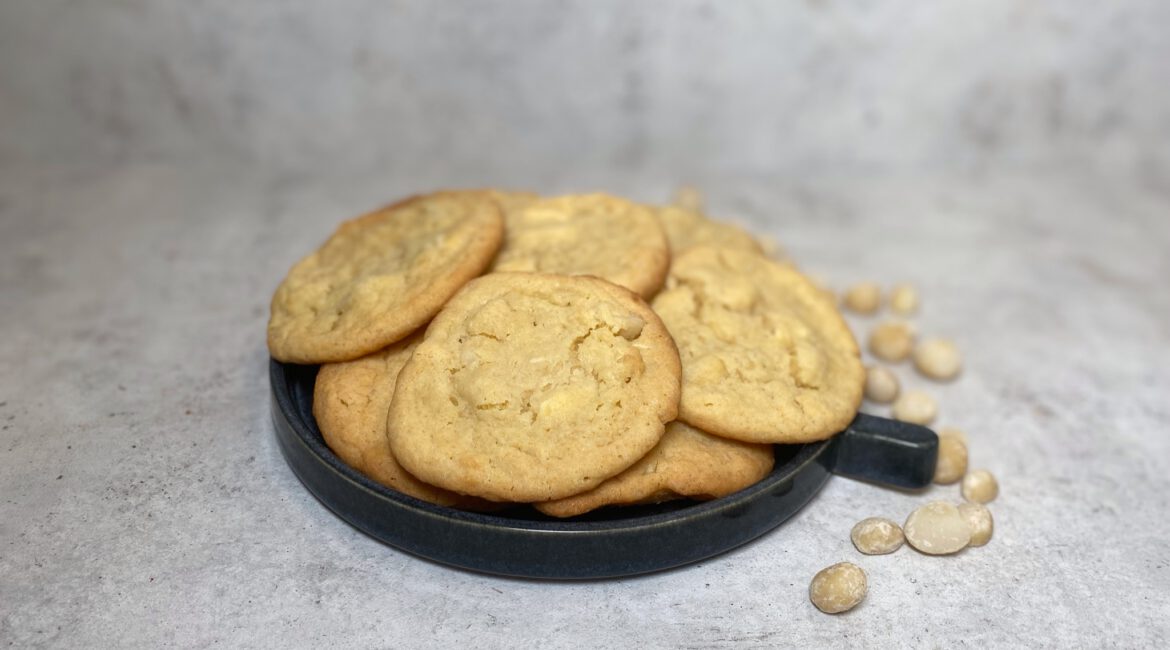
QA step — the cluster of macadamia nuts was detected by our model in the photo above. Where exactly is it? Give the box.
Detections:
[841,284,979,466]
[839,281,967,428]
[811,473,1001,614]
[847,474,999,560]
[808,280,1001,616]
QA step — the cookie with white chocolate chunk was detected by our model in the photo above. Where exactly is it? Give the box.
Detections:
[490,193,670,299]
[388,273,681,502]
[268,191,505,364]
[651,247,864,443]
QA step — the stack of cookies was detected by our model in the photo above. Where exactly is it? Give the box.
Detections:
[268,190,864,517]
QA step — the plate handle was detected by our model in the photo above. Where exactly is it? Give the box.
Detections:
[829,413,938,489]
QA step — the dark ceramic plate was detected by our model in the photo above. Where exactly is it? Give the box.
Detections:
[271,360,937,579]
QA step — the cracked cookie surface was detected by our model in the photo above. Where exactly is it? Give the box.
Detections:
[490,193,669,298]
[535,420,774,518]
[268,191,504,364]
[388,273,681,502]
[312,335,489,509]
[652,247,863,443]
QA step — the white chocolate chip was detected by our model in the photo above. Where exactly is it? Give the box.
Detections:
[809,562,867,614]
[850,517,905,555]
[933,436,968,485]
[864,365,900,403]
[961,469,999,504]
[843,282,882,314]
[958,502,994,547]
[889,284,919,315]
[868,321,915,362]
[891,390,938,425]
[903,501,971,555]
[615,314,645,340]
[718,277,759,311]
[913,338,963,381]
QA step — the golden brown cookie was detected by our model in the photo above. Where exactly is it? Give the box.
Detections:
[312,335,488,508]
[535,421,775,518]
[268,191,504,364]
[651,247,864,443]
[490,193,670,298]
[656,206,764,256]
[387,273,681,502]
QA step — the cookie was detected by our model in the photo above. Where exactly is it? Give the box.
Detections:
[312,335,488,508]
[387,273,681,502]
[486,189,541,213]
[268,191,504,364]
[656,206,764,256]
[651,247,864,443]
[490,193,670,298]
[535,420,775,518]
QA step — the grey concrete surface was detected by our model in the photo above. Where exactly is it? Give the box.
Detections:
[1,162,1167,648]
[2,1,1169,646]
[3,1,1170,179]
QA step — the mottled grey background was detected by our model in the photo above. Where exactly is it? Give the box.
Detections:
[2,2,1169,649]
[2,0,1169,182]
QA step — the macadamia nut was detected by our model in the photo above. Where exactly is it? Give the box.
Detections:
[868,321,915,362]
[958,502,994,547]
[962,469,999,504]
[934,436,968,485]
[892,390,938,425]
[843,282,882,314]
[904,501,971,555]
[889,284,919,315]
[672,185,704,213]
[913,338,963,381]
[809,562,867,614]
[850,517,905,555]
[864,366,900,403]
[937,427,968,445]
